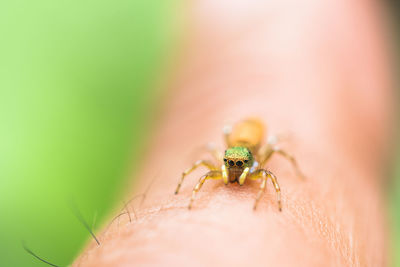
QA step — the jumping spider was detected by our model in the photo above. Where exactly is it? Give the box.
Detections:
[175,118,305,211]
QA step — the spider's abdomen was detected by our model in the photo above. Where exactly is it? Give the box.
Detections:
[227,118,265,153]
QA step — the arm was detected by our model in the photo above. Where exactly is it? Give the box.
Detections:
[74,0,393,266]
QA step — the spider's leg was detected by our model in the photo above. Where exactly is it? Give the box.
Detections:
[175,160,217,194]
[223,124,233,147]
[188,171,222,209]
[205,143,224,162]
[257,138,305,180]
[273,148,306,180]
[250,170,267,210]
[257,143,274,167]
[267,170,282,211]
[250,169,282,211]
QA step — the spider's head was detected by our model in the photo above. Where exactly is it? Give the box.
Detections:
[223,147,253,169]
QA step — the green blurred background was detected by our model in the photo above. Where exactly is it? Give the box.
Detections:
[0,1,399,267]
[390,0,400,265]
[388,1,400,267]
[0,1,179,266]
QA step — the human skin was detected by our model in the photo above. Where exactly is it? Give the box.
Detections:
[74,0,394,266]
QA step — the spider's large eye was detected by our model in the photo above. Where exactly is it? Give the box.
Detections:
[236,160,243,167]
[228,160,235,166]
[244,160,249,163]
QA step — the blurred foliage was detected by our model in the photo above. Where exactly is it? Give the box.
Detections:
[390,2,399,266]
[393,158,400,266]
[0,0,179,266]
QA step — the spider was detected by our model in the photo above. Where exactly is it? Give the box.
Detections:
[174,118,305,211]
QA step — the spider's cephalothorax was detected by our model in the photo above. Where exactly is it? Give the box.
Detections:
[175,118,306,211]
[224,147,254,183]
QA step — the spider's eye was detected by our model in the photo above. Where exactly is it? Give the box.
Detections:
[236,160,243,167]
[223,158,227,162]
[228,160,235,166]
[244,160,249,163]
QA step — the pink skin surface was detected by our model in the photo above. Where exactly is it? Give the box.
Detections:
[74,0,394,266]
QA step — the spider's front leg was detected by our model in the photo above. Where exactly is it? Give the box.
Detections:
[250,169,282,211]
[188,171,222,209]
[258,138,306,180]
[273,148,306,180]
[175,160,217,194]
[205,143,224,163]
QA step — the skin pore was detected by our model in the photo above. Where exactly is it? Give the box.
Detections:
[74,0,394,266]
